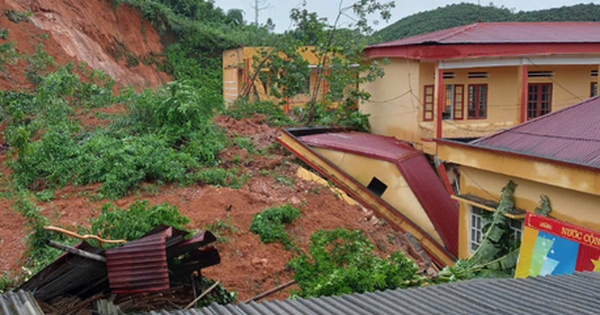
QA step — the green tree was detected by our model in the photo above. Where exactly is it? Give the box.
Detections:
[289,228,420,298]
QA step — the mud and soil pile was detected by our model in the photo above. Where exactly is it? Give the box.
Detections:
[0,116,427,301]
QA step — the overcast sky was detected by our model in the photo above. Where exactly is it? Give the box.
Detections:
[215,0,598,32]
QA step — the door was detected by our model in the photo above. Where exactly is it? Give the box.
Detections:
[442,84,464,120]
[527,83,552,120]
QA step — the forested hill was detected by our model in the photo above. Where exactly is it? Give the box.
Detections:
[373,3,600,43]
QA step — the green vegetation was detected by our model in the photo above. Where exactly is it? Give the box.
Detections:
[250,204,301,249]
[289,228,420,298]
[4,56,230,199]
[116,0,274,93]
[0,27,9,39]
[437,181,550,281]
[222,99,296,127]
[374,3,600,43]
[204,214,238,243]
[88,200,191,244]
[5,9,30,23]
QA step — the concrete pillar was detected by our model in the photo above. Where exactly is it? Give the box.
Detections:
[518,64,529,123]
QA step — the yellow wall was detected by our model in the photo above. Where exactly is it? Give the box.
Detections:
[222,47,325,105]
[456,165,600,258]
[361,58,598,151]
[437,142,600,258]
[360,58,422,144]
[312,147,443,244]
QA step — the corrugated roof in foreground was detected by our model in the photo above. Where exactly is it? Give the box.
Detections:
[369,22,600,48]
[0,290,44,315]
[471,95,600,170]
[142,271,600,315]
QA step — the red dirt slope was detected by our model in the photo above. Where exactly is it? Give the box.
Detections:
[1,0,168,90]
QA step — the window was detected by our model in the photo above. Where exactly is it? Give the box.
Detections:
[470,206,524,253]
[367,177,388,197]
[468,84,487,119]
[443,72,456,79]
[592,82,598,98]
[528,71,554,78]
[468,72,489,79]
[509,219,524,242]
[527,83,552,120]
[302,72,312,94]
[423,85,434,121]
[470,207,484,253]
[442,85,464,120]
[591,70,598,77]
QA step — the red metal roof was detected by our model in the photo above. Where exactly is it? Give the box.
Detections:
[106,228,172,293]
[469,96,600,170]
[301,132,459,256]
[300,132,420,161]
[369,22,600,48]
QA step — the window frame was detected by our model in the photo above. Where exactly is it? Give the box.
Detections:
[467,84,488,120]
[509,218,524,242]
[527,83,553,120]
[423,85,435,121]
[469,206,484,253]
[592,82,598,98]
[453,84,465,120]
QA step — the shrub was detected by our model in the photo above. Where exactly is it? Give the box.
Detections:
[250,204,301,249]
[88,199,191,244]
[186,167,241,188]
[222,98,296,127]
[5,9,30,23]
[6,67,228,199]
[288,228,420,298]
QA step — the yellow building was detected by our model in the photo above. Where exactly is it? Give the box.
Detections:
[436,95,600,259]
[222,46,329,112]
[361,22,600,155]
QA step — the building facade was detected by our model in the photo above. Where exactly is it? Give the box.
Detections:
[436,96,600,259]
[222,46,328,112]
[361,22,600,155]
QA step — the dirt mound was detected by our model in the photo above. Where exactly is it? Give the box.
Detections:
[0,116,425,302]
[1,0,168,90]
[215,115,279,150]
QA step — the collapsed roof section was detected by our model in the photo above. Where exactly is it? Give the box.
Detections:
[301,132,459,257]
[277,128,458,265]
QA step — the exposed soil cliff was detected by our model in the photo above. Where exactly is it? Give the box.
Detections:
[1,0,168,90]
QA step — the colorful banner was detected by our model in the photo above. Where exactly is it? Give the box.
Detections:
[515,212,600,278]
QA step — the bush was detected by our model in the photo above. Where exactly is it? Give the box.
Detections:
[222,98,296,127]
[250,204,301,249]
[89,199,191,244]
[186,167,241,188]
[6,67,228,199]
[288,228,420,298]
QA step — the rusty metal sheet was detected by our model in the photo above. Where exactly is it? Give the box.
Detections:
[106,228,172,293]
[19,241,108,301]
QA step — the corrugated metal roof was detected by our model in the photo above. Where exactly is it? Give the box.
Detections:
[141,271,600,315]
[300,132,459,256]
[19,241,109,301]
[369,22,600,48]
[106,228,172,293]
[0,290,44,315]
[470,95,600,170]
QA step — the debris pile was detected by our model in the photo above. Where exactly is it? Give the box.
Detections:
[17,225,223,314]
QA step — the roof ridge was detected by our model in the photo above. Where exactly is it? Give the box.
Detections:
[436,23,479,42]
[471,95,600,145]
